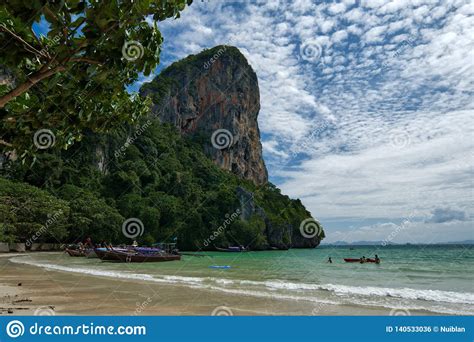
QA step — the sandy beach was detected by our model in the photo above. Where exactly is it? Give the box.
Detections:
[0,252,443,316]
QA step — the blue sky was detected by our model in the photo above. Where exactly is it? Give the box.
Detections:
[145,0,473,243]
[34,1,473,243]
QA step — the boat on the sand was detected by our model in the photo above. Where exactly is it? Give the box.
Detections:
[65,248,86,257]
[94,248,127,261]
[85,249,98,258]
[96,248,180,262]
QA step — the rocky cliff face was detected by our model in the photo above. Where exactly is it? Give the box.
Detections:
[236,186,322,249]
[140,45,268,185]
[140,46,323,249]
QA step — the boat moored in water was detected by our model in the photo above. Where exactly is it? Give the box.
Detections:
[344,258,379,263]
[215,246,247,252]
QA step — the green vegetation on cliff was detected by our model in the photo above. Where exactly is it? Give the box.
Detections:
[1,118,324,250]
[1,14,324,250]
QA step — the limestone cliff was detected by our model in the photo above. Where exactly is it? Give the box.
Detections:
[140,46,323,249]
[140,45,268,185]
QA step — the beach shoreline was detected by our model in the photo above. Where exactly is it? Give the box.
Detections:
[0,252,444,316]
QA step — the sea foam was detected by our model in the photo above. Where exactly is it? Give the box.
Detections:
[10,257,474,314]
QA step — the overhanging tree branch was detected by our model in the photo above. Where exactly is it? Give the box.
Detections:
[0,139,13,147]
[0,65,66,108]
[0,52,102,108]
[0,24,46,58]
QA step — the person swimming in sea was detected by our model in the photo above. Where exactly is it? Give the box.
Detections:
[360,256,367,263]
[374,254,380,264]
[327,257,332,263]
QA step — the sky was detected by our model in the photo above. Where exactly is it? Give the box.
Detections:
[144,0,474,244]
[31,1,472,244]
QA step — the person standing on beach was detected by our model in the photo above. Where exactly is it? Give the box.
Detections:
[327,257,332,263]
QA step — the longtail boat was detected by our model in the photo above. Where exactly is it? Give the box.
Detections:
[94,247,162,259]
[94,248,126,261]
[65,248,85,257]
[85,249,98,258]
[344,258,379,263]
[215,246,247,252]
[101,249,181,263]
[133,246,163,253]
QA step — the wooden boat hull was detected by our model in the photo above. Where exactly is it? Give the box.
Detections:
[106,250,181,262]
[85,249,98,258]
[95,249,181,262]
[94,248,124,261]
[65,249,85,257]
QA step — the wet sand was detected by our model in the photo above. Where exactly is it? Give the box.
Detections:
[0,252,435,316]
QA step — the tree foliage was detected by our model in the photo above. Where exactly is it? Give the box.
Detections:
[1,118,324,249]
[0,0,192,155]
[0,1,325,249]
[0,177,69,242]
[57,184,124,243]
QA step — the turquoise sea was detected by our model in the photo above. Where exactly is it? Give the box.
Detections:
[10,245,474,315]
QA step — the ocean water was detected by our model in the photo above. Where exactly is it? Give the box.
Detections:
[10,245,474,315]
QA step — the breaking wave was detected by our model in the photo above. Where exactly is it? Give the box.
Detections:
[10,257,474,315]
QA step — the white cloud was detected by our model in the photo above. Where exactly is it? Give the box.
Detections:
[319,18,336,33]
[332,30,349,43]
[328,2,347,15]
[425,207,469,223]
[325,220,473,244]
[151,0,473,242]
[364,25,387,43]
